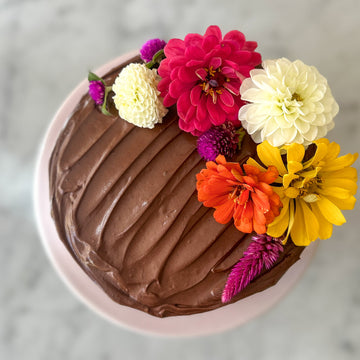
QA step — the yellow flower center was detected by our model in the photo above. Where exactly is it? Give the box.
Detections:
[228,184,251,203]
[200,66,228,103]
[298,177,322,203]
[291,92,302,102]
[279,90,303,115]
[285,172,323,203]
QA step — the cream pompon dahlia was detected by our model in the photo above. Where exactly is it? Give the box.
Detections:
[239,58,339,147]
[112,63,168,128]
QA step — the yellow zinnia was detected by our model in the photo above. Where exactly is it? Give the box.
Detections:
[247,139,358,246]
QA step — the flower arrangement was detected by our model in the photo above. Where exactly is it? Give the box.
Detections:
[86,26,358,304]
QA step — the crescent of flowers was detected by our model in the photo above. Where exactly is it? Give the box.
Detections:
[86,25,358,303]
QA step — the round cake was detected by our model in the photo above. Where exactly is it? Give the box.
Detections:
[48,26,357,318]
[49,55,304,317]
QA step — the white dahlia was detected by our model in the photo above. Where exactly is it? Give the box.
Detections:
[112,63,168,128]
[239,58,339,147]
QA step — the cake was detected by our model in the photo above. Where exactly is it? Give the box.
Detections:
[49,26,358,318]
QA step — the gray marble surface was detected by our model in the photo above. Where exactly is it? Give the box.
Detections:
[1,0,360,359]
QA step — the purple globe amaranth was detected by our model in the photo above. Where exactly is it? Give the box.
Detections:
[140,38,167,63]
[197,122,239,161]
[89,80,105,105]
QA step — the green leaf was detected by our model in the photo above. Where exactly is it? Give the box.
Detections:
[236,127,246,150]
[88,71,105,84]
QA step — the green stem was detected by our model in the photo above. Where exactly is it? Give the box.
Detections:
[236,127,246,150]
[145,49,165,69]
[101,86,113,116]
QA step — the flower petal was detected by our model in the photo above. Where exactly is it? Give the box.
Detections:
[258,165,279,184]
[207,96,226,125]
[283,173,299,189]
[202,34,220,52]
[257,141,288,175]
[219,90,235,107]
[323,167,357,182]
[253,208,267,234]
[178,116,195,133]
[323,178,358,195]
[214,201,235,224]
[323,195,356,211]
[246,157,267,172]
[313,196,346,226]
[287,160,303,174]
[204,25,222,41]
[234,202,254,233]
[252,189,271,212]
[285,143,305,163]
[164,38,185,57]
[177,92,192,118]
[291,200,319,246]
[223,30,246,48]
[318,186,353,199]
[243,41,258,52]
[196,100,208,122]
[178,66,198,83]
[209,57,222,69]
[169,79,189,98]
[190,85,203,106]
[267,197,290,238]
[310,203,333,239]
[195,68,207,81]
[321,153,358,172]
[223,81,240,96]
[303,141,328,169]
[185,45,206,60]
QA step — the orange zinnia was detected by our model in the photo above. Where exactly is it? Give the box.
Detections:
[196,155,282,234]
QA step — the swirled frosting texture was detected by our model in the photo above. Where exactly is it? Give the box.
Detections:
[49,55,304,317]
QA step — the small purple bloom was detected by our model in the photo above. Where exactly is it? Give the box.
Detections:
[221,234,284,303]
[140,38,167,63]
[89,80,105,105]
[197,122,239,161]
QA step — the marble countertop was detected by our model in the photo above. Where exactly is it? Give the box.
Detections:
[1,0,359,359]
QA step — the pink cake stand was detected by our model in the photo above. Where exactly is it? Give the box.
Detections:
[34,51,318,337]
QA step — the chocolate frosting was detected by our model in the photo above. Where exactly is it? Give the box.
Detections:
[49,55,304,317]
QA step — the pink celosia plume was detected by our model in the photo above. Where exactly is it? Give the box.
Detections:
[221,234,284,303]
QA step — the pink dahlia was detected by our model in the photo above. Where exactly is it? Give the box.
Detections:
[157,25,261,135]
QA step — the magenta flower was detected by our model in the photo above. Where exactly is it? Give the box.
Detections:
[157,25,261,135]
[197,122,239,161]
[221,234,284,303]
[89,80,105,105]
[140,38,167,63]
